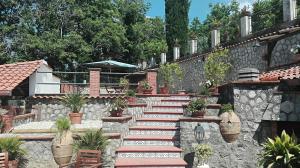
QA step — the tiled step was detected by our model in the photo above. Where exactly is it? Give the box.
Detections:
[115,158,187,168]
[151,105,184,112]
[116,146,182,158]
[143,111,183,118]
[136,118,180,127]
[129,126,179,136]
[123,135,179,146]
[160,99,190,106]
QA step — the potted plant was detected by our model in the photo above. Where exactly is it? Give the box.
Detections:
[241,6,251,17]
[290,45,300,62]
[119,77,129,90]
[258,130,300,168]
[195,144,213,168]
[62,93,86,124]
[51,117,73,166]
[0,108,13,133]
[0,137,26,168]
[109,97,127,117]
[204,49,231,93]
[140,80,153,94]
[187,98,207,118]
[126,89,137,104]
[158,63,183,94]
[219,104,241,143]
[74,129,109,151]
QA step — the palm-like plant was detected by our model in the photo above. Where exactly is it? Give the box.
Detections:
[0,137,26,161]
[73,129,109,151]
[258,130,300,168]
[61,93,86,113]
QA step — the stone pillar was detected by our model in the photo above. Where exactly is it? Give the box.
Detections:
[160,53,167,64]
[240,15,252,37]
[283,0,297,22]
[89,68,101,97]
[146,69,157,94]
[211,29,220,48]
[142,60,147,70]
[189,39,198,54]
[173,46,180,61]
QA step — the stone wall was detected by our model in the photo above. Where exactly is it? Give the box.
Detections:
[169,32,300,92]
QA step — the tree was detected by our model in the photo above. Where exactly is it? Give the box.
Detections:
[189,17,210,53]
[165,0,190,59]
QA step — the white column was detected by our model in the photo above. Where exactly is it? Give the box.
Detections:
[173,46,180,61]
[189,39,198,54]
[283,0,297,22]
[160,53,167,64]
[211,29,220,48]
[241,15,252,37]
[142,60,147,70]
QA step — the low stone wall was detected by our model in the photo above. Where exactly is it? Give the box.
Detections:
[13,113,35,127]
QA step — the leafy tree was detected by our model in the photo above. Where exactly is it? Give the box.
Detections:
[189,17,210,53]
[165,0,190,59]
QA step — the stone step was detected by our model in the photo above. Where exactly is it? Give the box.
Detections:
[151,105,184,112]
[136,118,180,127]
[115,158,187,167]
[129,126,179,136]
[116,146,182,158]
[143,112,183,118]
[160,99,190,106]
[123,135,179,146]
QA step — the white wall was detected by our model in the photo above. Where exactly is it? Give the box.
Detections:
[29,63,61,96]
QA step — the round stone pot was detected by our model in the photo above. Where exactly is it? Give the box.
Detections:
[127,97,137,104]
[219,111,241,143]
[1,114,13,133]
[160,86,169,94]
[69,112,83,124]
[8,160,18,168]
[110,110,124,117]
[192,110,206,118]
[142,88,153,94]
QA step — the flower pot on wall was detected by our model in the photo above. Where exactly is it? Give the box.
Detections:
[208,86,218,94]
[160,86,169,94]
[177,90,187,95]
[192,110,206,118]
[110,110,123,117]
[69,112,83,124]
[8,160,18,168]
[142,88,153,94]
[219,111,241,143]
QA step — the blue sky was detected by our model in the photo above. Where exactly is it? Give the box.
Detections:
[145,0,254,22]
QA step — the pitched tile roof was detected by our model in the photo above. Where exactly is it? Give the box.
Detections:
[0,60,46,96]
[259,66,300,81]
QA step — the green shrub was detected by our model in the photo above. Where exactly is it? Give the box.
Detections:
[220,104,233,113]
[0,137,26,161]
[119,77,129,89]
[187,98,206,113]
[74,129,109,151]
[55,117,71,133]
[159,63,183,87]
[258,130,300,168]
[126,89,136,97]
[108,97,127,114]
[199,85,210,96]
[195,144,213,164]
[62,93,86,113]
[140,80,151,90]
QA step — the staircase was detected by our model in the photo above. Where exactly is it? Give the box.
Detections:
[115,96,189,168]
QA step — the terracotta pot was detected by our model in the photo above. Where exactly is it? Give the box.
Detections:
[8,160,18,168]
[69,112,83,124]
[1,114,13,133]
[192,110,206,118]
[160,86,169,94]
[110,110,123,117]
[177,90,187,95]
[142,88,153,94]
[219,111,241,143]
[127,97,137,104]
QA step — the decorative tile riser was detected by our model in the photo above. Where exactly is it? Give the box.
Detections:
[129,130,179,136]
[123,140,180,146]
[160,102,188,106]
[117,152,181,158]
[169,96,190,100]
[151,108,184,112]
[136,122,179,127]
[116,166,185,168]
[143,114,182,118]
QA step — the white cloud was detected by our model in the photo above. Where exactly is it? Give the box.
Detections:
[237,0,255,11]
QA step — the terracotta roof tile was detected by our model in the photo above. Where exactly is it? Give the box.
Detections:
[0,60,45,95]
[259,66,300,81]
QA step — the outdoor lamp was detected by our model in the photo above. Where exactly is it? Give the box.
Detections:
[72,60,78,69]
[194,123,205,143]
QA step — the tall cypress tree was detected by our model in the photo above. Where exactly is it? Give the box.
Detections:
[165,0,190,59]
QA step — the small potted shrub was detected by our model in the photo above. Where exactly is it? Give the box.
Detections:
[219,104,241,143]
[159,63,183,94]
[74,129,109,152]
[126,89,137,104]
[258,130,300,168]
[0,137,26,168]
[119,77,129,90]
[0,108,13,132]
[187,98,207,118]
[62,93,86,124]
[109,97,127,117]
[195,144,213,168]
[140,80,153,94]
[51,117,73,166]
